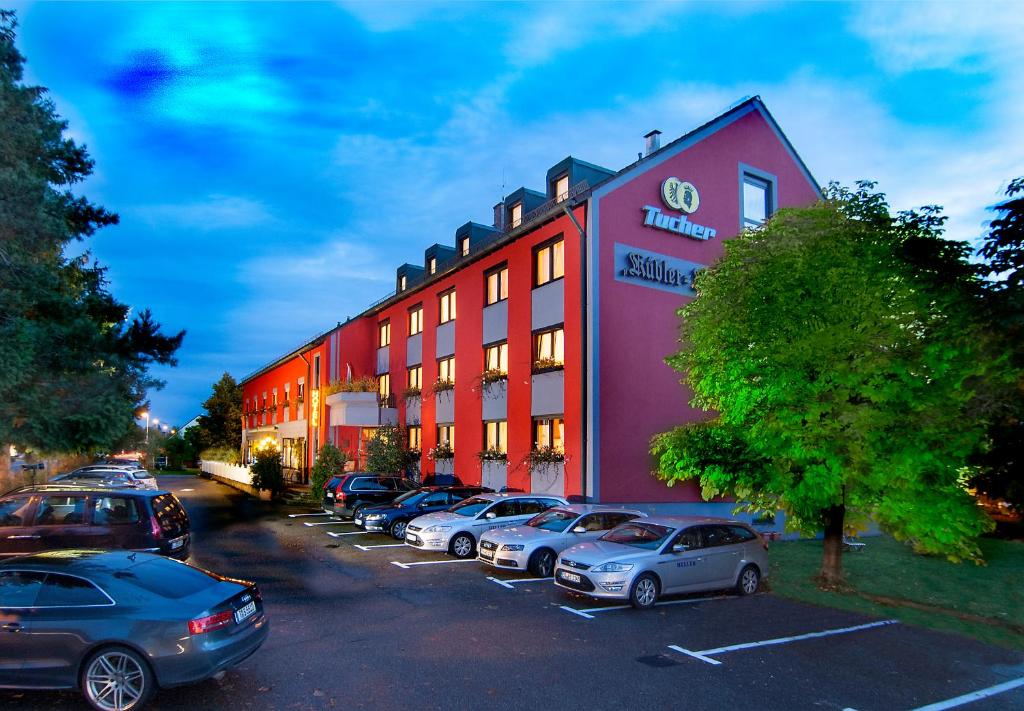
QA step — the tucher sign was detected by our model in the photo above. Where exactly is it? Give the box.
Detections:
[613,243,705,297]
[641,177,717,241]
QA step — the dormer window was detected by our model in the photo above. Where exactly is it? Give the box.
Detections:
[461,237,470,256]
[429,257,437,275]
[555,174,569,202]
[399,275,407,291]
[510,202,523,229]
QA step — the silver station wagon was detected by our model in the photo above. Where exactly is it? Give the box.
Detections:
[477,505,644,578]
[554,516,769,609]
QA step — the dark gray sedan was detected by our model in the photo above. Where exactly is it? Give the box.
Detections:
[0,550,269,710]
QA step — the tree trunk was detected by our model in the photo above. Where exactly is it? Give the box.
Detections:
[818,504,846,587]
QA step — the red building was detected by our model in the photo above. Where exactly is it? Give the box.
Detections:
[240,97,819,514]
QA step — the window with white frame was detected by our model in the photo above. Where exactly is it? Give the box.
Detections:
[428,257,437,275]
[461,237,470,256]
[510,202,523,228]
[437,424,455,451]
[742,174,772,228]
[484,342,508,375]
[554,174,569,202]
[399,275,407,291]
[484,420,508,453]
[485,265,509,305]
[439,289,456,324]
[437,356,455,384]
[408,305,424,335]
[534,238,565,287]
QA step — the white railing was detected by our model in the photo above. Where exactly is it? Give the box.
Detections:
[200,460,253,486]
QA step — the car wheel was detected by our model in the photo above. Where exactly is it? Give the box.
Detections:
[528,548,556,578]
[81,645,155,711]
[390,519,408,540]
[737,564,760,596]
[449,533,475,559]
[629,573,659,610]
[352,504,365,523]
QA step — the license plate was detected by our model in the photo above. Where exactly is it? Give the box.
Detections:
[326,492,334,498]
[406,533,419,542]
[234,601,256,624]
[560,571,582,584]
[170,536,186,550]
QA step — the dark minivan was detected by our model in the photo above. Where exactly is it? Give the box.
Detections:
[321,473,418,519]
[0,484,191,559]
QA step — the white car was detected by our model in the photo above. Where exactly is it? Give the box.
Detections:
[404,493,568,558]
[477,505,644,577]
[53,467,159,490]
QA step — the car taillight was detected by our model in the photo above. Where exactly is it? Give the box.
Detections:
[150,515,162,539]
[188,610,233,635]
[252,586,263,603]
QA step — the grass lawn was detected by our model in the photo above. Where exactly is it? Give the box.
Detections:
[769,534,1024,650]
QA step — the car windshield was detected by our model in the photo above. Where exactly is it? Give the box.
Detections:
[448,496,492,517]
[527,508,577,532]
[393,490,426,505]
[599,523,674,550]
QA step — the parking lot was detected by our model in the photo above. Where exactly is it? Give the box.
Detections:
[4,474,1022,710]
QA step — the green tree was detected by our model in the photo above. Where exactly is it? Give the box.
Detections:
[652,182,1004,585]
[250,449,285,498]
[310,443,347,496]
[0,11,183,480]
[971,177,1024,511]
[197,373,243,450]
[365,425,416,475]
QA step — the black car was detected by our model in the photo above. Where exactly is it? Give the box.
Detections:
[0,485,191,559]
[0,550,268,710]
[359,486,492,539]
[321,473,418,519]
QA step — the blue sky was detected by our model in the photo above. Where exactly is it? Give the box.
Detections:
[11,1,1023,427]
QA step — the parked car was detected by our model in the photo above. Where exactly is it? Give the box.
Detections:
[554,516,768,609]
[53,467,158,490]
[405,493,569,559]
[359,486,491,539]
[321,473,419,519]
[0,485,191,559]
[478,505,644,577]
[0,549,268,711]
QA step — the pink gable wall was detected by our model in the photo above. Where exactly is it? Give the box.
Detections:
[595,105,820,503]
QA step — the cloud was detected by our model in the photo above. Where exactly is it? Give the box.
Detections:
[131,195,274,231]
[239,235,391,285]
[334,1,461,32]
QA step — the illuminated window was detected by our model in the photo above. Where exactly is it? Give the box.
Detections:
[408,426,422,451]
[437,424,455,450]
[437,356,455,384]
[399,275,407,291]
[485,265,509,305]
[554,174,569,202]
[297,382,305,401]
[534,327,564,370]
[461,237,470,256]
[407,365,422,390]
[429,257,437,275]
[484,420,508,453]
[408,305,423,335]
[439,289,456,324]
[534,239,565,287]
[484,342,508,374]
[742,174,772,228]
[510,202,523,228]
[379,320,391,347]
[533,417,564,452]
[377,373,391,400]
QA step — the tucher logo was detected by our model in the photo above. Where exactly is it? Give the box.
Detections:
[661,177,699,214]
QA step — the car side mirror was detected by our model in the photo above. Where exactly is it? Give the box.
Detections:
[485,512,497,520]
[572,526,587,534]
[672,543,689,553]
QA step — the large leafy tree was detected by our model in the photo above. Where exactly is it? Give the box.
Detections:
[0,11,183,472]
[971,177,1024,510]
[652,182,1005,585]
[197,373,243,450]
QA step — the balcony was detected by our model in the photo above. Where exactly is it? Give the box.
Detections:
[326,391,398,427]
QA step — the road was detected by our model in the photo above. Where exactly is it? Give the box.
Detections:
[3,473,1023,710]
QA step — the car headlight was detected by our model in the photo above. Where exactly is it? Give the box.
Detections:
[365,514,385,520]
[425,525,452,533]
[501,544,524,551]
[592,562,634,573]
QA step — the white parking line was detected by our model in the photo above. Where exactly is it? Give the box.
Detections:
[325,530,372,538]
[303,520,349,527]
[287,512,330,518]
[667,619,899,665]
[560,594,729,619]
[487,576,552,589]
[354,543,406,551]
[390,559,479,569]
[911,676,1024,711]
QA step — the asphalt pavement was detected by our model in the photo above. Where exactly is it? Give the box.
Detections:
[3,473,1023,710]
